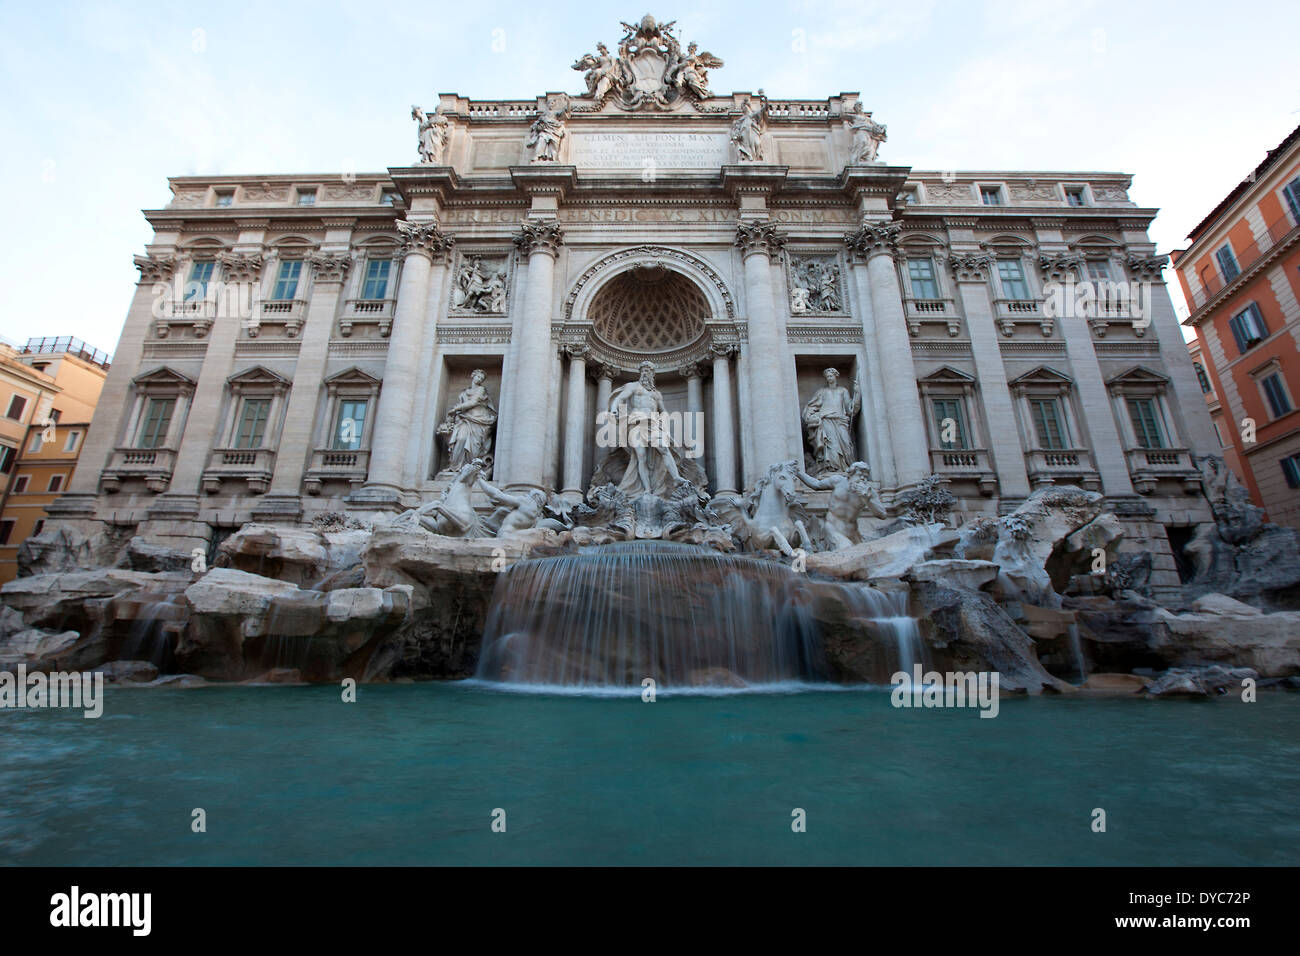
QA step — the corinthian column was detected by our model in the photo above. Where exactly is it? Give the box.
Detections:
[65,254,177,500]
[948,252,1031,497]
[735,220,791,484]
[709,343,738,495]
[357,220,453,503]
[560,344,589,499]
[844,223,929,486]
[505,219,563,492]
[267,253,352,499]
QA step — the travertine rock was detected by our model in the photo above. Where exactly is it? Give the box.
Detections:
[805,523,959,580]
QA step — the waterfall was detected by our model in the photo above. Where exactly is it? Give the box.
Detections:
[118,594,183,671]
[475,541,924,690]
[842,584,927,677]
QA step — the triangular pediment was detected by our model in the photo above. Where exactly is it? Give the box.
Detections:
[227,365,291,387]
[1009,365,1074,388]
[919,365,976,385]
[324,366,382,387]
[132,366,196,387]
[1106,365,1169,387]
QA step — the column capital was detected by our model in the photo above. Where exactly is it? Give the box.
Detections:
[1038,252,1083,283]
[219,252,264,282]
[561,343,590,362]
[514,219,563,258]
[843,222,901,262]
[678,362,706,379]
[396,220,455,261]
[947,252,993,282]
[308,252,354,283]
[708,342,739,361]
[734,220,787,258]
[134,253,176,283]
[1125,253,1168,281]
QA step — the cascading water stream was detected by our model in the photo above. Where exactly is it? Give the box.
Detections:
[841,585,928,678]
[475,541,924,690]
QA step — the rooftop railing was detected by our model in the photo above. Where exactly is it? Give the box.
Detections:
[22,336,112,369]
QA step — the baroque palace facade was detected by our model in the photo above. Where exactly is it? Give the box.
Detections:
[48,16,1217,591]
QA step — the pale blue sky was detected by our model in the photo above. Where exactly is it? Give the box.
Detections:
[1,0,1296,353]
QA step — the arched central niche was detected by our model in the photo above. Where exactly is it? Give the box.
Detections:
[588,264,709,353]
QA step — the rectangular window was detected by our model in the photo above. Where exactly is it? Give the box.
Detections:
[1194,362,1213,393]
[380,189,398,206]
[0,520,14,546]
[63,430,81,453]
[32,519,44,537]
[333,400,368,450]
[997,259,1031,300]
[1260,371,1293,419]
[185,260,216,301]
[931,398,969,450]
[234,399,271,449]
[1228,303,1268,353]
[13,475,28,493]
[1212,421,1225,447]
[296,188,316,206]
[47,474,64,493]
[271,260,302,300]
[0,445,14,474]
[980,186,1003,206]
[5,395,27,420]
[215,191,234,208]
[1215,244,1240,282]
[137,398,175,449]
[907,258,940,299]
[1030,398,1067,449]
[1282,454,1300,489]
[1064,186,1087,207]
[1283,176,1300,225]
[1127,398,1165,449]
[1086,260,1111,281]
[361,259,392,300]
[28,432,43,453]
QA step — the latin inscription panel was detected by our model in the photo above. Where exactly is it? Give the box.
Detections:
[569,132,730,170]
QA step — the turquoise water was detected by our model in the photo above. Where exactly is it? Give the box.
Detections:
[2,683,1298,866]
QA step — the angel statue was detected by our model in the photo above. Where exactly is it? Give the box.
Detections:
[572,42,625,102]
[846,102,887,165]
[411,104,450,165]
[673,42,723,99]
[731,92,769,163]
[527,94,571,163]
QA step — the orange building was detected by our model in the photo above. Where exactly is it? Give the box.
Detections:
[1173,123,1300,530]
[0,337,111,582]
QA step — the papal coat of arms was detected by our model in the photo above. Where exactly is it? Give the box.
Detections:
[572,14,724,110]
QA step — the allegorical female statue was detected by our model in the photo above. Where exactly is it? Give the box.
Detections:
[527,94,571,163]
[846,102,887,165]
[411,104,450,165]
[436,369,497,474]
[730,92,768,162]
[802,367,861,475]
